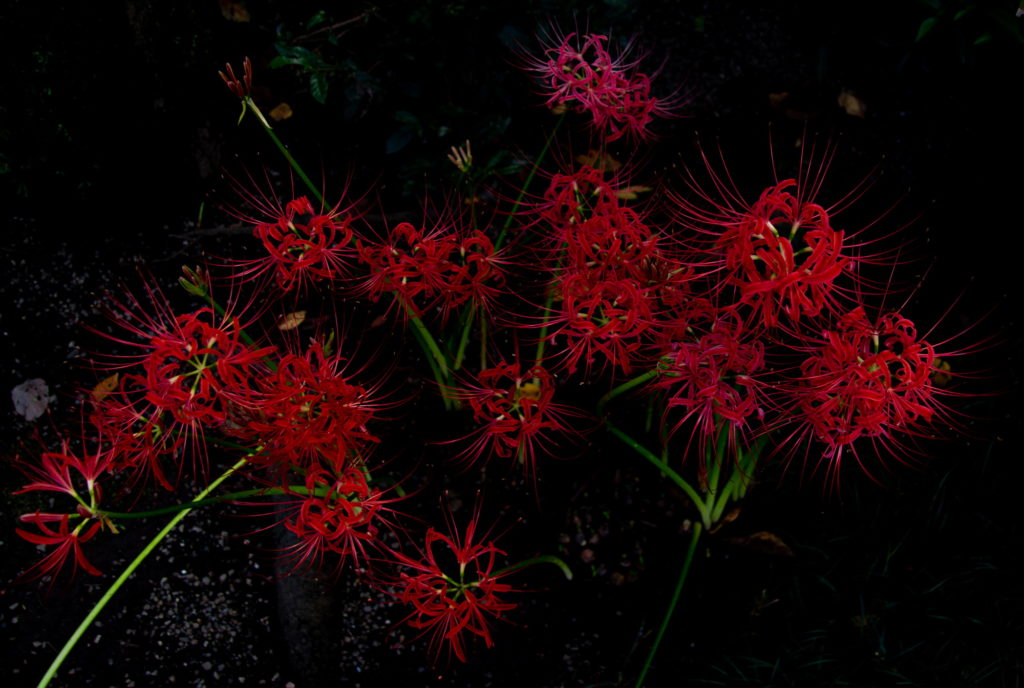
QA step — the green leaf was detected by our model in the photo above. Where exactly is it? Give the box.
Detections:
[973,31,993,45]
[916,16,939,43]
[306,9,327,30]
[309,72,329,104]
[268,56,301,69]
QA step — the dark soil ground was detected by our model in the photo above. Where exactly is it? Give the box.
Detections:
[3,2,1023,687]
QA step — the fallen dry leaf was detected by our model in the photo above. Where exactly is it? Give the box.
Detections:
[91,373,120,401]
[277,310,307,331]
[219,0,250,22]
[269,103,293,122]
[932,358,953,387]
[615,185,652,200]
[576,149,622,172]
[725,531,794,557]
[838,88,867,118]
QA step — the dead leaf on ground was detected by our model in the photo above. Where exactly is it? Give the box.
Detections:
[768,91,790,109]
[576,149,622,172]
[615,185,652,200]
[91,373,120,401]
[277,310,307,331]
[219,0,250,22]
[725,530,794,557]
[709,505,742,534]
[838,88,867,118]
[269,103,293,122]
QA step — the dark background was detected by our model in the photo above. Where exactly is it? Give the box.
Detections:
[2,1,1022,686]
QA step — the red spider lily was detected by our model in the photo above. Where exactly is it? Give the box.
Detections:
[15,441,109,501]
[717,180,849,328]
[251,196,356,292]
[665,137,902,330]
[562,206,674,288]
[16,514,103,584]
[389,511,516,663]
[656,316,766,459]
[522,31,676,142]
[441,230,508,320]
[545,273,657,374]
[276,466,399,575]
[787,307,942,476]
[91,278,273,486]
[90,382,179,489]
[356,220,458,318]
[535,164,624,233]
[444,361,586,480]
[244,340,384,476]
[220,167,364,296]
[224,195,358,293]
[141,307,268,426]
[356,218,507,323]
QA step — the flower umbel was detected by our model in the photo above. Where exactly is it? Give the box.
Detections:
[390,511,516,663]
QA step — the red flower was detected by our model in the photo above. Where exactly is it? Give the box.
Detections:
[656,316,766,459]
[445,361,585,480]
[90,383,178,489]
[245,340,383,476]
[788,307,942,474]
[356,218,506,324]
[390,512,516,663]
[277,466,397,574]
[546,273,656,374]
[14,432,112,584]
[142,307,268,427]
[717,180,849,328]
[16,514,103,584]
[356,220,458,319]
[221,168,362,295]
[522,31,676,141]
[92,279,273,486]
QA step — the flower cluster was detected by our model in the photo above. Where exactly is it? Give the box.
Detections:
[527,31,673,141]
[389,514,516,663]
[10,35,981,679]
[356,220,506,321]
[444,361,585,480]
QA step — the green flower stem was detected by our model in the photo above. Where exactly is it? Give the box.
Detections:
[99,472,400,520]
[494,554,573,581]
[633,521,703,688]
[479,314,488,371]
[597,368,662,418]
[532,287,557,368]
[399,296,452,409]
[245,97,324,207]
[604,420,710,528]
[494,113,565,251]
[37,453,254,688]
[452,303,476,372]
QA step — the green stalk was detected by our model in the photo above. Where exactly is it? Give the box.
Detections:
[452,303,476,372]
[37,454,254,688]
[633,522,703,688]
[245,97,324,207]
[596,368,662,418]
[494,554,573,581]
[604,420,710,527]
[404,302,452,410]
[494,113,564,251]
